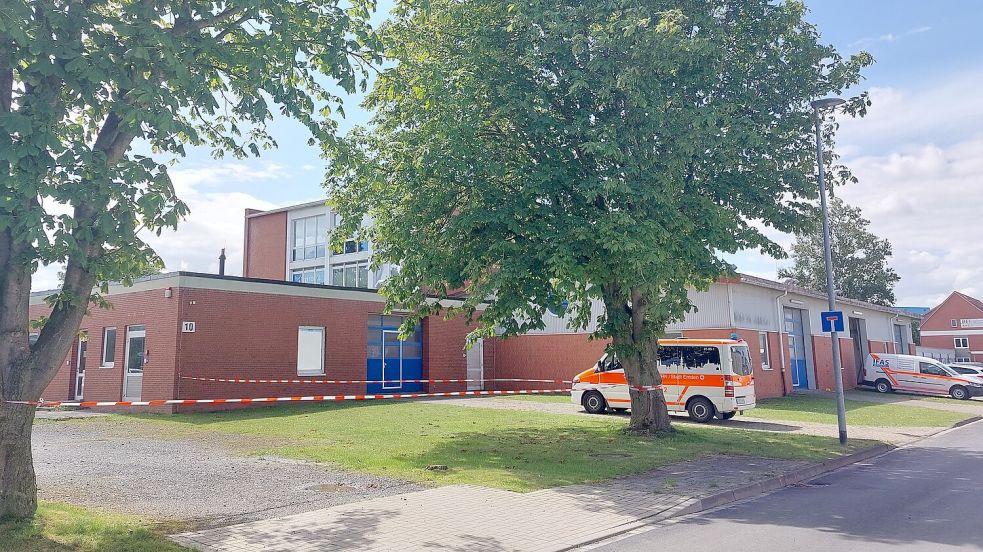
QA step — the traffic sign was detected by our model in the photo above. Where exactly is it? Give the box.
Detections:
[821,310,844,333]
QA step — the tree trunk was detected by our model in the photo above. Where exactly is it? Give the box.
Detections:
[618,331,673,434]
[0,401,37,520]
[601,284,673,435]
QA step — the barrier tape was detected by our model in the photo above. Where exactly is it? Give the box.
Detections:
[180,376,574,385]
[10,388,571,408]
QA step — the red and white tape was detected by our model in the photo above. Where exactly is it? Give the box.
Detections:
[629,385,665,391]
[10,388,570,408]
[180,376,574,385]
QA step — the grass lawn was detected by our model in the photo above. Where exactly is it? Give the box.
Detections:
[123,402,875,492]
[492,394,571,403]
[751,395,971,427]
[0,501,190,552]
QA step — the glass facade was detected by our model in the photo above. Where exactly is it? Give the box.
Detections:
[291,215,327,261]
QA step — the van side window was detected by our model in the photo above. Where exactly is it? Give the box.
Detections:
[919,362,946,376]
[682,347,721,370]
[658,346,682,367]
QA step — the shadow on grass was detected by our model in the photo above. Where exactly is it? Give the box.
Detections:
[0,504,191,552]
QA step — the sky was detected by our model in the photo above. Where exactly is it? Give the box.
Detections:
[30,1,983,308]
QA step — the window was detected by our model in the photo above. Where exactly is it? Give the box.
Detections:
[951,319,958,328]
[956,357,973,363]
[336,238,369,255]
[297,326,325,375]
[758,333,771,370]
[919,362,950,376]
[658,346,682,367]
[101,327,117,366]
[291,215,327,261]
[330,260,370,288]
[952,366,979,374]
[681,347,721,370]
[290,267,325,285]
[730,346,753,376]
[954,337,970,349]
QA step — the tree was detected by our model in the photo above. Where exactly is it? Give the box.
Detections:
[328,0,871,434]
[1,0,378,520]
[778,197,899,305]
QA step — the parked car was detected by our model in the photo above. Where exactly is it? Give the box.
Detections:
[863,353,983,400]
[948,362,983,378]
[570,338,755,423]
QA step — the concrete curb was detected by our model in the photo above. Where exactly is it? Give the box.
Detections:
[561,444,893,552]
[671,443,894,516]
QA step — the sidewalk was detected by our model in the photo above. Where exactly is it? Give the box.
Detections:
[172,455,810,552]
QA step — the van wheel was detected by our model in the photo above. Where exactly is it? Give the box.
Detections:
[717,411,737,421]
[950,386,970,401]
[687,397,716,423]
[874,379,893,393]
[582,391,607,414]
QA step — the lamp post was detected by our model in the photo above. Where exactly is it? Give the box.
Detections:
[811,97,848,445]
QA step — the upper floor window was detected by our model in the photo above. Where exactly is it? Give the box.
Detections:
[955,337,970,349]
[291,267,325,285]
[334,237,369,255]
[331,260,370,288]
[291,215,327,262]
[951,319,958,328]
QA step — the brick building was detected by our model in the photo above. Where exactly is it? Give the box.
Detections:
[33,273,489,411]
[920,291,983,363]
[34,201,917,409]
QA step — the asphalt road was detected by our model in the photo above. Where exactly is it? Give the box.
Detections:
[591,420,983,551]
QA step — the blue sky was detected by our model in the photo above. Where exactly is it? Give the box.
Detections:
[33,1,983,307]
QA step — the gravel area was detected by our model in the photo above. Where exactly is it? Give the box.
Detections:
[32,417,422,528]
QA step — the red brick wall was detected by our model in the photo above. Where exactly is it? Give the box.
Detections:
[31,288,180,403]
[921,293,983,332]
[810,335,858,393]
[243,210,287,280]
[422,315,473,393]
[493,334,609,391]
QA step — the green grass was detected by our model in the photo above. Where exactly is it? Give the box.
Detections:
[491,394,571,403]
[750,395,971,427]
[120,402,875,492]
[0,501,191,552]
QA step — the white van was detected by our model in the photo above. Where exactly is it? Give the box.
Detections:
[570,338,755,423]
[864,353,983,400]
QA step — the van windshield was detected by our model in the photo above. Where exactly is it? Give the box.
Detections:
[730,346,753,376]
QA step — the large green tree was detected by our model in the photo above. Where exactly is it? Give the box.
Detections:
[328,0,871,434]
[0,0,378,519]
[779,196,900,305]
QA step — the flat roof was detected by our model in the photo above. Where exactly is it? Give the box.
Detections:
[245,199,327,218]
[736,273,916,319]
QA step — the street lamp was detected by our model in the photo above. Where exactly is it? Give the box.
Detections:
[811,97,848,445]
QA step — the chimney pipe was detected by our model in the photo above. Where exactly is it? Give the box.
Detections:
[218,248,227,276]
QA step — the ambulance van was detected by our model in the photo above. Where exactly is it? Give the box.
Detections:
[864,353,983,400]
[570,339,756,423]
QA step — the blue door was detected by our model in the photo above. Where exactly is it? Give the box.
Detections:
[784,308,810,389]
[367,315,423,393]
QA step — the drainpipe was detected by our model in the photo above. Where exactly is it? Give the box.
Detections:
[218,248,227,276]
[775,288,790,396]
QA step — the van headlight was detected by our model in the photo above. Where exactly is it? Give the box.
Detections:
[572,376,580,384]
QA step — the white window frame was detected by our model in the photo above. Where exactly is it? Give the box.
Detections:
[758,332,771,370]
[297,326,325,376]
[330,259,371,288]
[101,327,117,367]
[951,319,958,328]
[956,356,972,363]
[290,267,325,285]
[291,215,327,262]
[954,337,970,349]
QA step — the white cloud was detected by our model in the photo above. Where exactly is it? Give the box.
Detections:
[30,162,289,292]
[849,25,932,48]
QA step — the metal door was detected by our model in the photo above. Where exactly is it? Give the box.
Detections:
[784,308,810,389]
[849,317,869,384]
[382,330,402,390]
[75,336,87,400]
[466,339,484,391]
[122,325,145,400]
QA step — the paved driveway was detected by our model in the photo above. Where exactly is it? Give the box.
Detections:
[32,417,422,528]
[589,420,983,551]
